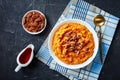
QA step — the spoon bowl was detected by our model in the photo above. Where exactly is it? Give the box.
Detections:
[94,15,105,27]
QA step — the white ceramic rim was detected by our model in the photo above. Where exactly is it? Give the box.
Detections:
[22,10,47,35]
[48,19,99,69]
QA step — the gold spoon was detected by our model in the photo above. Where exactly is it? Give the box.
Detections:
[94,15,105,63]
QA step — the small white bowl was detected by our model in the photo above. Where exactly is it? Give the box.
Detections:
[48,19,99,69]
[22,10,47,35]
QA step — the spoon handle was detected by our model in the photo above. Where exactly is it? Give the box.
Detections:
[98,27,103,63]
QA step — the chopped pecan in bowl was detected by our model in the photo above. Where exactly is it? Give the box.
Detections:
[22,10,47,35]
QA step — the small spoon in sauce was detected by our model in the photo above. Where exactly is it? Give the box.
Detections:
[15,44,34,72]
[94,15,105,63]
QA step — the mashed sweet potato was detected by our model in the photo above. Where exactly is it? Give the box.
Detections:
[52,22,94,65]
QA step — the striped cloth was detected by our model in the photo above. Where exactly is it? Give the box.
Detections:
[36,0,119,80]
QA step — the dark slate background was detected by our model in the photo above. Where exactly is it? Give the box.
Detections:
[0,0,120,80]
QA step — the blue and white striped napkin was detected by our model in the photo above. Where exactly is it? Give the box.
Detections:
[36,0,119,80]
